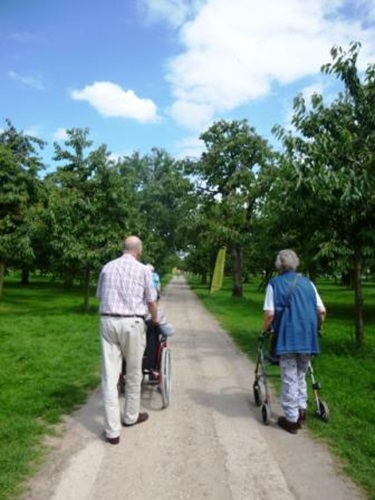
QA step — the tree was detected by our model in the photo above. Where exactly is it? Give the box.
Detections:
[118,148,194,275]
[0,120,45,295]
[178,199,221,285]
[273,42,375,344]
[48,129,135,311]
[190,120,274,297]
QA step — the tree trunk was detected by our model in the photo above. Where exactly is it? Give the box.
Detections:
[308,262,317,283]
[83,265,91,313]
[232,246,243,298]
[64,268,75,289]
[341,271,352,287]
[0,261,5,296]
[21,268,29,285]
[353,249,364,345]
[200,272,207,285]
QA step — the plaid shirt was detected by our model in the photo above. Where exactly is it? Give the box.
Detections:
[96,254,154,315]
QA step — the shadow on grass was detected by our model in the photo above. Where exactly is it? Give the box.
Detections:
[44,382,98,424]
[322,336,375,359]
[1,305,98,317]
[321,302,375,324]
[1,280,99,317]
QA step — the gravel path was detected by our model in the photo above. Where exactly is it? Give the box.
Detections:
[23,276,366,500]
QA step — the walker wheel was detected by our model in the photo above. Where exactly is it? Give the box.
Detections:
[316,399,329,422]
[261,403,271,425]
[253,382,263,407]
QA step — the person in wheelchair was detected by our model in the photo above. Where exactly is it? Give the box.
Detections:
[143,264,174,376]
[146,264,161,301]
[143,306,174,381]
[120,278,174,386]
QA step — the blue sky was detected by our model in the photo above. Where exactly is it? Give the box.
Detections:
[1,0,375,170]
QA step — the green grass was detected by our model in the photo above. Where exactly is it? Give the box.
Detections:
[0,277,101,500]
[188,275,375,500]
[1,274,374,499]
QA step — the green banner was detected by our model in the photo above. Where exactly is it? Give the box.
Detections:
[210,247,226,293]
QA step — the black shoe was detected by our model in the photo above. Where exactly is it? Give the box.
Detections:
[122,412,149,427]
[106,436,120,445]
[278,416,299,434]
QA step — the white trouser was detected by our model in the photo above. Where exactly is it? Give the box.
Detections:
[100,316,146,438]
[279,354,310,423]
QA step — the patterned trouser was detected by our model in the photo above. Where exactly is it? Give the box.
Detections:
[279,354,310,423]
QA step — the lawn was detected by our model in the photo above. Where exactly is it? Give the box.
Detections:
[0,277,101,500]
[188,275,375,499]
[0,273,374,499]
[0,272,173,500]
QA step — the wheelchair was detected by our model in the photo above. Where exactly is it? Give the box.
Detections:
[142,321,172,408]
[118,321,172,409]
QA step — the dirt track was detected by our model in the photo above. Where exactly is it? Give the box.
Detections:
[23,276,365,500]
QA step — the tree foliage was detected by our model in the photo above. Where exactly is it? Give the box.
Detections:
[0,120,45,294]
[2,42,375,343]
[188,119,275,297]
[272,41,375,344]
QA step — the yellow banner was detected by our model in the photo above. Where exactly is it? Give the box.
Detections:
[210,248,226,293]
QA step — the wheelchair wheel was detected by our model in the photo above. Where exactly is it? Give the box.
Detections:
[253,381,263,407]
[316,399,329,422]
[160,347,172,408]
[261,403,271,425]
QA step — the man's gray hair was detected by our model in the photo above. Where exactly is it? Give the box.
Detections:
[123,235,143,253]
[275,249,300,272]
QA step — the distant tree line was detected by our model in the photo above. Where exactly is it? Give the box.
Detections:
[1,42,374,344]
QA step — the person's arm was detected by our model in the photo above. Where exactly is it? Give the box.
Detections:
[144,265,159,322]
[147,301,160,324]
[262,310,274,332]
[312,283,326,330]
[262,283,274,332]
[318,306,326,330]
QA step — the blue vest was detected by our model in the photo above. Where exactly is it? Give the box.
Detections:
[270,272,320,355]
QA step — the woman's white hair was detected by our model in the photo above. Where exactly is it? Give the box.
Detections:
[275,249,300,272]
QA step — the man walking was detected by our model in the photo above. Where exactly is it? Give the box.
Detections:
[97,236,159,444]
[262,249,326,434]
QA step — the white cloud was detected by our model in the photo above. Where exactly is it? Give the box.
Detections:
[169,99,214,131]
[8,70,45,90]
[161,0,375,130]
[71,81,159,123]
[53,128,69,141]
[175,135,205,159]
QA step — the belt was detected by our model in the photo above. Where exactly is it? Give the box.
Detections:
[101,314,145,319]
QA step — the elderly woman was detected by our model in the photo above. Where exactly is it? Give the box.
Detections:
[262,249,326,434]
